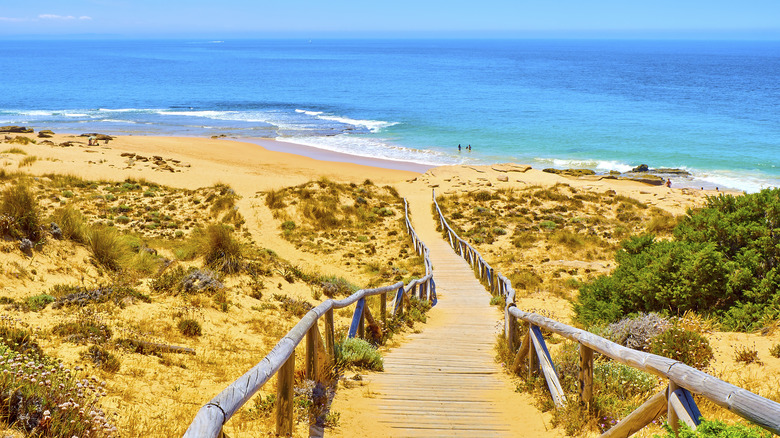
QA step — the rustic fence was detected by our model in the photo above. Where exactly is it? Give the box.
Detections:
[184,199,435,437]
[433,190,780,437]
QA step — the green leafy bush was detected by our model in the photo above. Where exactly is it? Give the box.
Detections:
[575,189,780,331]
[336,337,383,371]
[654,419,772,438]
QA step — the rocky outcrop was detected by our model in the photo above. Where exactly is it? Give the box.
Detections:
[0,126,33,133]
[37,129,54,138]
[632,164,650,172]
[621,175,665,186]
[80,133,114,141]
[543,168,596,177]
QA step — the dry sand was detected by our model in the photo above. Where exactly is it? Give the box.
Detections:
[1,131,776,437]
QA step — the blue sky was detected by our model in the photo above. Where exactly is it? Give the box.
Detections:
[1,0,779,38]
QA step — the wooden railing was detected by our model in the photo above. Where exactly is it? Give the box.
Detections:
[433,190,780,437]
[184,199,435,437]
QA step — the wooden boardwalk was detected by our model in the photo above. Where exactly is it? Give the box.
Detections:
[355,193,554,437]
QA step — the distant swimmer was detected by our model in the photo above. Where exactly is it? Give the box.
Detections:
[458,144,461,152]
[468,144,472,151]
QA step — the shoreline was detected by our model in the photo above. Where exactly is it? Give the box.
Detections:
[0,126,764,193]
[244,137,435,173]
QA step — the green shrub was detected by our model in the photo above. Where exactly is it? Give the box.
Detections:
[22,294,55,312]
[770,343,780,358]
[115,215,130,224]
[203,224,243,273]
[648,326,713,369]
[177,318,202,337]
[150,265,189,294]
[575,189,780,331]
[336,337,383,371]
[654,419,772,438]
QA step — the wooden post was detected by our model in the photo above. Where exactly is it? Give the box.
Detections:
[529,325,566,407]
[380,292,387,325]
[275,351,295,436]
[579,345,594,409]
[505,305,517,352]
[324,308,335,361]
[306,324,318,381]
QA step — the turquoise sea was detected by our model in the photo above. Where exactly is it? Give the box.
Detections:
[1,39,778,192]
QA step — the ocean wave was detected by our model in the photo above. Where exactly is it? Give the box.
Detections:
[279,133,459,167]
[533,157,635,173]
[295,108,398,133]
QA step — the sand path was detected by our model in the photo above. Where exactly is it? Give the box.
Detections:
[330,185,560,437]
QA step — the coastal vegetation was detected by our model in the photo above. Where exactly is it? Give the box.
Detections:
[439,184,780,436]
[265,178,425,287]
[575,188,780,331]
[0,170,429,436]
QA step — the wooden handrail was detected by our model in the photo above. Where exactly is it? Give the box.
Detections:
[184,197,435,437]
[432,190,780,436]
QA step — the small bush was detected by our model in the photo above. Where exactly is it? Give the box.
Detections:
[648,326,713,369]
[336,337,383,371]
[265,189,285,209]
[771,343,780,358]
[150,265,189,294]
[1,182,42,241]
[273,293,313,317]
[18,155,37,167]
[177,319,202,337]
[654,418,772,438]
[606,313,671,351]
[50,205,88,243]
[87,226,127,270]
[0,319,43,356]
[22,294,55,312]
[320,276,357,297]
[81,345,121,373]
[734,345,762,365]
[203,224,243,274]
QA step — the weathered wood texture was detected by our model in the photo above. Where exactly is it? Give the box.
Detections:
[434,191,780,436]
[184,198,435,438]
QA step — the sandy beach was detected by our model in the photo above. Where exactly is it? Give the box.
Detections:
[0,130,775,437]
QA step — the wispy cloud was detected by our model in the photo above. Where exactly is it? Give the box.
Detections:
[38,14,92,21]
[0,17,27,22]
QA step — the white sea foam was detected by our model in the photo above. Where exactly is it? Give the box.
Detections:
[533,157,635,173]
[295,108,398,133]
[279,133,458,167]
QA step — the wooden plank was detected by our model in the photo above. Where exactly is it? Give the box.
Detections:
[601,389,667,438]
[529,325,566,407]
[275,351,295,436]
